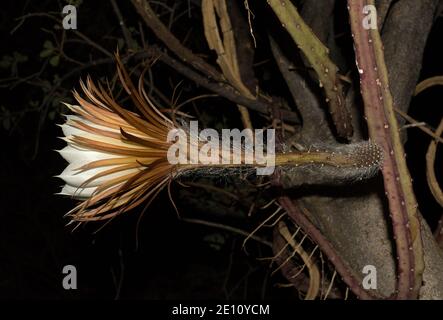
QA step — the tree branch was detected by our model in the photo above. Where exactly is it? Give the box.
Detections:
[131,0,224,81]
[142,47,299,122]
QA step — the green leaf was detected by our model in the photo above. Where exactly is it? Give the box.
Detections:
[203,233,225,251]
[49,55,60,67]
[13,52,28,63]
[43,40,54,49]
[40,48,53,58]
[29,100,39,108]
[0,55,12,68]
[41,40,55,58]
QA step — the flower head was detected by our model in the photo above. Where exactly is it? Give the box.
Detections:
[57,55,177,221]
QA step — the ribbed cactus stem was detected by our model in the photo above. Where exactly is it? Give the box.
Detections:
[347,0,424,299]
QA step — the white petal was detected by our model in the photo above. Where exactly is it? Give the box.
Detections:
[59,123,89,138]
[57,163,139,187]
[60,125,137,150]
[57,145,122,165]
[58,184,97,199]
[60,114,153,148]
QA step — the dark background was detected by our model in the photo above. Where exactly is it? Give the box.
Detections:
[0,0,442,299]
